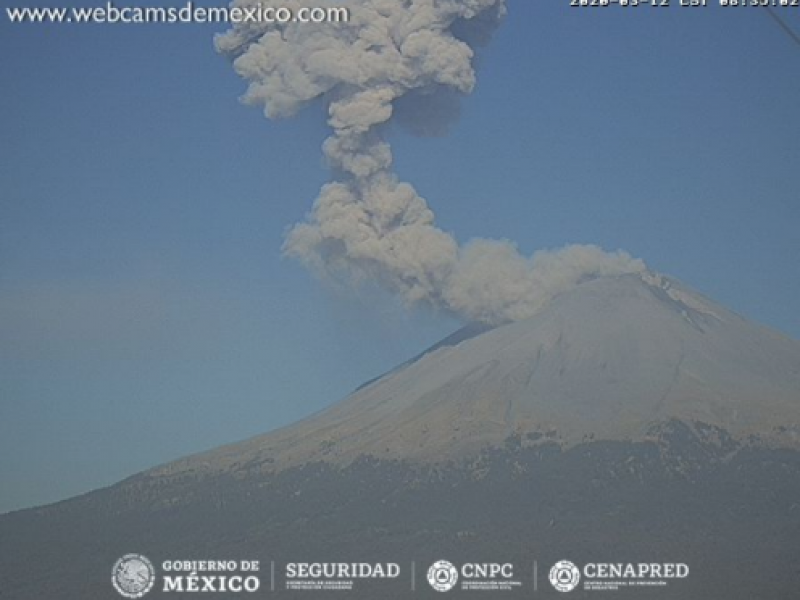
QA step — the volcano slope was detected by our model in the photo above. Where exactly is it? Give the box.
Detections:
[1,273,799,599]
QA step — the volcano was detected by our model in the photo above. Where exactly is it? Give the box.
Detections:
[1,273,799,599]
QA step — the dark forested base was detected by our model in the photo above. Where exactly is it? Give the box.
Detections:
[2,422,799,599]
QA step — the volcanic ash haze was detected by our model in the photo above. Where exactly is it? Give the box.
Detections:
[216,0,645,324]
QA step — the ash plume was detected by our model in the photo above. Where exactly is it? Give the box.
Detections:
[216,0,645,324]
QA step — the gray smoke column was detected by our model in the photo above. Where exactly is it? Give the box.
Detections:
[216,0,645,324]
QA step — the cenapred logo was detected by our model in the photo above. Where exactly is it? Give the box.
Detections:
[112,554,156,598]
[427,560,459,592]
[549,560,581,593]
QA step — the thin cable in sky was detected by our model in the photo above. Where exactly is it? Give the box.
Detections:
[763,6,800,48]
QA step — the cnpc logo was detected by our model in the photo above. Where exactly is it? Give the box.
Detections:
[428,560,459,592]
[427,560,515,592]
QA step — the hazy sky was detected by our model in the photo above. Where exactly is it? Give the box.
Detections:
[1,2,798,513]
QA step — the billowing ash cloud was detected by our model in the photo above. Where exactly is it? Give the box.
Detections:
[216,0,645,324]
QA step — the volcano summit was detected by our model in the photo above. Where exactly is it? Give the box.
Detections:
[155,271,800,477]
[1,272,799,599]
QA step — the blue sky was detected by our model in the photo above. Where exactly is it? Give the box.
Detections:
[1,2,798,513]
